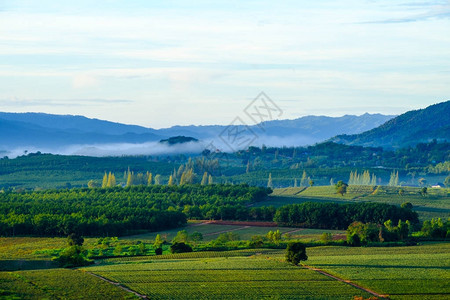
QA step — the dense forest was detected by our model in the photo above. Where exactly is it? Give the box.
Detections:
[274,202,419,229]
[0,184,270,236]
[0,184,418,237]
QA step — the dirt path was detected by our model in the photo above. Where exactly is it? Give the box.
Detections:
[302,265,389,299]
[203,226,250,236]
[84,271,148,299]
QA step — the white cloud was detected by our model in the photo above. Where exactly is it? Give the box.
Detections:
[0,1,448,127]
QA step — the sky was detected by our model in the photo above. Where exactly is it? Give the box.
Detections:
[0,0,449,128]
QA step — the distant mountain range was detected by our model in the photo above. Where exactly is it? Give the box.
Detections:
[0,112,394,156]
[1,100,448,156]
[330,100,450,149]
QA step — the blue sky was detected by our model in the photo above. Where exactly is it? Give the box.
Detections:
[0,0,449,128]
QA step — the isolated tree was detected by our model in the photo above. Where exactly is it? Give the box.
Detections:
[398,188,405,196]
[335,181,348,196]
[285,242,307,265]
[309,179,314,187]
[267,173,273,188]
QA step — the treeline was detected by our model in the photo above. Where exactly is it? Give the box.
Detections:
[273,202,419,229]
[0,184,270,236]
[0,184,420,236]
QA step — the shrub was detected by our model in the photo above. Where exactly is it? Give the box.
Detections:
[347,234,361,247]
[54,245,92,268]
[155,247,163,255]
[170,242,193,254]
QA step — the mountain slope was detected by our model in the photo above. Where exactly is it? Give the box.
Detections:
[330,100,450,148]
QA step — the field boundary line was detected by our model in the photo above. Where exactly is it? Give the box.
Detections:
[203,226,250,236]
[302,264,390,299]
[283,228,305,235]
[83,270,148,299]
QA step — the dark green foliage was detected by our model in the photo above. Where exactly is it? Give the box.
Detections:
[347,234,361,246]
[55,235,91,267]
[421,218,449,238]
[68,233,84,246]
[347,219,413,245]
[0,184,269,236]
[54,245,92,268]
[401,202,413,210]
[155,247,163,255]
[273,201,419,229]
[335,180,348,196]
[285,242,307,265]
[170,242,193,254]
[160,136,198,145]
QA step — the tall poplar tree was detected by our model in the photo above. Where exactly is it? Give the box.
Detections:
[102,172,108,188]
[201,172,208,185]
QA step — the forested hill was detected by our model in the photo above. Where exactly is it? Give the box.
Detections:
[330,100,450,149]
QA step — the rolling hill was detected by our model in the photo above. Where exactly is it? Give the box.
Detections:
[330,100,450,148]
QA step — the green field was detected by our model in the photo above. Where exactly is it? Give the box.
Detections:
[307,243,450,300]
[1,234,449,299]
[82,242,450,299]
[83,252,373,299]
[266,186,450,220]
[0,269,136,299]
